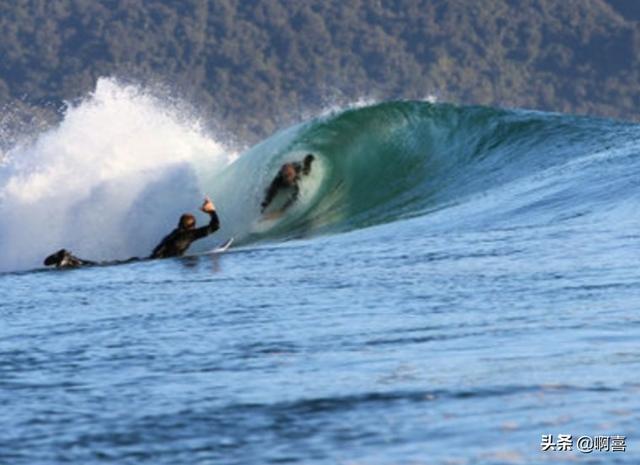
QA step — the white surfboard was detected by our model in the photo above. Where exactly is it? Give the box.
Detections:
[211,237,234,253]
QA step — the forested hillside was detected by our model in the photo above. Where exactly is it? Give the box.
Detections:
[1,0,639,141]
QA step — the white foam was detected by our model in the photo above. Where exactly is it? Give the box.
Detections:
[0,78,233,271]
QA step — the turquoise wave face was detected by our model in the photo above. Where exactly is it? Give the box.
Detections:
[3,87,637,273]
[207,101,640,245]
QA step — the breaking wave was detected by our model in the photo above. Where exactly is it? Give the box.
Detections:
[2,78,639,272]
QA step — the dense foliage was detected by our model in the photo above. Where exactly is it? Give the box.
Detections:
[1,0,639,141]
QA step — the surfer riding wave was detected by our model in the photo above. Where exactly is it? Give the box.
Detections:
[260,154,315,219]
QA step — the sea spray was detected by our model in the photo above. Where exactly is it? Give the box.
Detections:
[2,88,638,273]
[0,78,232,271]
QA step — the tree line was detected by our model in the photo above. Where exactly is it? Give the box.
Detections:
[1,0,639,142]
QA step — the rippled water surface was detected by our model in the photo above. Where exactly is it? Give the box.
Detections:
[2,209,639,464]
[2,98,640,464]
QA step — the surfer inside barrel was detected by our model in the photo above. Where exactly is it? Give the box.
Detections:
[43,196,221,268]
[260,153,315,218]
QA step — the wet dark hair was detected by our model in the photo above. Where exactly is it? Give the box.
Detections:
[179,213,196,229]
[44,249,66,266]
[281,163,295,173]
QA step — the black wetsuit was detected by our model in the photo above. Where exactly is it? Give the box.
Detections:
[261,162,304,213]
[44,249,96,268]
[43,250,139,269]
[150,210,220,259]
[44,210,220,268]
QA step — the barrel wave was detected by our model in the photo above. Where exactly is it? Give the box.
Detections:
[212,100,640,245]
[1,79,639,272]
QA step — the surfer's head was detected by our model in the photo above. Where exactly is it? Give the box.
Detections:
[44,249,67,266]
[179,213,196,230]
[43,248,83,268]
[281,163,298,184]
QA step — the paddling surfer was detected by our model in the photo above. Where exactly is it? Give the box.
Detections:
[150,196,219,258]
[43,197,220,268]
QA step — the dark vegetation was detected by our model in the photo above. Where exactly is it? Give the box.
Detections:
[1,0,639,142]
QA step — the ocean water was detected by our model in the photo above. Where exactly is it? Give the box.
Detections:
[1,79,639,464]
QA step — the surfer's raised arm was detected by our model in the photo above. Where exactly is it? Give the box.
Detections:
[191,197,220,240]
[150,196,220,259]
